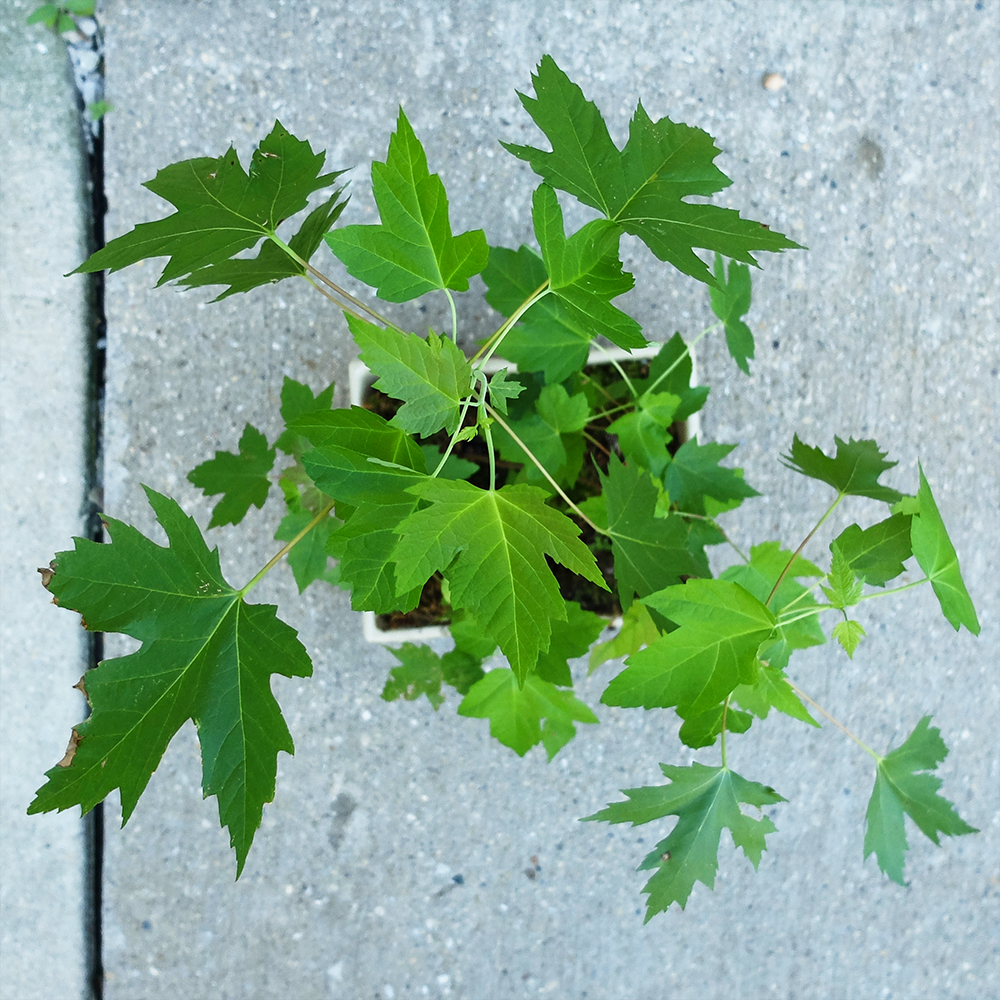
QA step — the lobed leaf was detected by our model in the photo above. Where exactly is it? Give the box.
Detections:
[458,668,598,759]
[28,489,312,877]
[348,314,473,436]
[832,514,912,587]
[325,108,487,301]
[708,254,754,374]
[910,466,980,634]
[74,123,343,287]
[502,56,801,286]
[864,716,978,885]
[663,439,760,516]
[584,763,785,919]
[391,479,607,684]
[781,435,902,503]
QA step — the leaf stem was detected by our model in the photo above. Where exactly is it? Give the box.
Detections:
[470,280,551,368]
[673,511,749,564]
[444,288,458,342]
[270,234,400,330]
[240,500,336,598]
[858,577,931,601]
[589,341,638,398]
[303,276,367,323]
[720,695,731,768]
[642,321,721,398]
[786,681,880,760]
[485,402,606,535]
[765,494,845,607]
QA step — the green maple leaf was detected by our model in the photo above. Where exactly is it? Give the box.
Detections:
[483,244,592,383]
[458,668,598,759]
[832,514,912,587]
[864,716,978,885]
[589,601,660,675]
[781,436,903,503]
[720,541,826,670]
[606,392,680,478]
[274,479,340,593]
[910,466,980,634]
[832,619,866,658]
[296,407,427,506]
[347,315,473,436]
[485,368,524,416]
[180,188,348,300]
[708,254,754,374]
[73,122,343,287]
[584,763,786,919]
[731,660,819,728]
[495,383,590,485]
[534,601,607,687]
[187,424,276,528]
[531,184,646,351]
[663,439,760,516]
[601,456,700,610]
[274,376,336,457]
[325,108,488,301]
[603,579,775,716]
[822,542,864,610]
[326,497,422,613]
[677,703,754,749]
[28,488,312,877]
[390,478,607,684]
[638,334,710,421]
[502,56,801,287]
[382,643,448,710]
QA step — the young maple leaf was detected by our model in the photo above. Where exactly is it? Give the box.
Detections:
[832,513,912,587]
[781,435,903,503]
[663,438,760,515]
[73,122,345,289]
[325,107,488,301]
[603,579,775,717]
[910,465,980,634]
[347,314,474,437]
[187,423,276,528]
[502,55,802,287]
[584,762,786,919]
[864,716,978,885]
[708,253,755,374]
[28,488,312,877]
[390,478,608,685]
[458,668,598,760]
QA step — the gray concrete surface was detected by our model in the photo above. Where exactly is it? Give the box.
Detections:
[0,3,91,999]
[7,0,999,998]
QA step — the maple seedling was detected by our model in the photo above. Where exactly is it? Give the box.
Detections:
[31,55,979,919]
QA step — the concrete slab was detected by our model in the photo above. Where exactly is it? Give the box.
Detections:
[65,0,1000,997]
[0,4,92,999]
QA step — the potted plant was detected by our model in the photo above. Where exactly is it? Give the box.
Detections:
[29,55,979,921]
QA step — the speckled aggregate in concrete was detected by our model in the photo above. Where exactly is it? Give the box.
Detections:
[35,1,1000,998]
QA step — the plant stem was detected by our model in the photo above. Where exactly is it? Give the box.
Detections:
[485,402,605,535]
[589,341,638,398]
[304,276,367,323]
[787,681,880,760]
[444,288,458,342]
[269,234,400,330]
[470,280,550,367]
[581,429,612,458]
[776,605,835,627]
[240,500,336,598]
[720,695,730,768]
[859,577,931,601]
[431,394,478,478]
[643,321,721,397]
[483,417,497,492]
[765,494,845,607]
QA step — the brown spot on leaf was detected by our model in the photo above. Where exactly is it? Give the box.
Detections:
[73,675,91,706]
[37,565,55,588]
[58,729,82,768]
[660,851,671,863]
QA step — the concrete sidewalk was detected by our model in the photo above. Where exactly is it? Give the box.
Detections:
[3,1,999,998]
[0,3,91,999]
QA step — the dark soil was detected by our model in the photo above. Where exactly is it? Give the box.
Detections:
[363,358,688,631]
